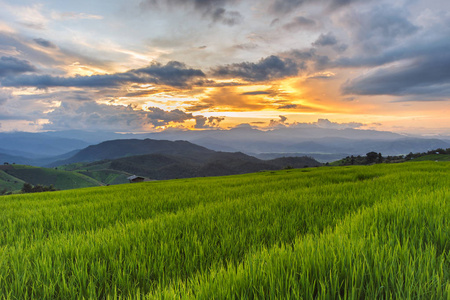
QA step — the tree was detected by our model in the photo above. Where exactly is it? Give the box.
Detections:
[366,152,378,164]
[22,183,33,193]
[377,153,383,163]
[405,152,414,161]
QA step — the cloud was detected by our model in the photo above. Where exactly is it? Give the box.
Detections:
[212,55,304,82]
[343,5,419,53]
[316,118,363,129]
[18,90,93,102]
[51,12,103,20]
[140,0,241,25]
[211,8,243,26]
[194,116,224,128]
[43,102,201,131]
[141,0,237,11]
[0,56,36,77]
[283,16,316,31]
[290,118,364,129]
[342,52,450,98]
[283,48,332,70]
[0,89,13,105]
[1,61,205,88]
[0,32,59,67]
[312,32,337,47]
[269,115,288,127]
[278,104,297,109]
[33,38,57,49]
[326,0,365,12]
[241,91,270,95]
[187,87,269,112]
[277,103,318,110]
[269,0,362,14]
[269,0,304,15]
[146,106,194,126]
[232,43,259,50]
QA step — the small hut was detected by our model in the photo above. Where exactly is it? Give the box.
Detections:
[127,175,146,183]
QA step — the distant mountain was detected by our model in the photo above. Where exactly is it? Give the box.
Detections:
[49,139,216,166]
[0,132,89,157]
[55,138,321,180]
[141,127,449,160]
[3,127,449,165]
[75,152,321,180]
[1,149,80,167]
[0,152,33,165]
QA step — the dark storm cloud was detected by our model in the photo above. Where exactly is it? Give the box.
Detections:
[1,61,205,88]
[342,52,450,98]
[33,38,57,49]
[0,56,36,77]
[212,55,304,82]
[312,32,337,47]
[283,16,316,31]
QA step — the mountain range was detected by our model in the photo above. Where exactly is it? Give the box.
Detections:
[1,127,449,166]
[56,139,321,180]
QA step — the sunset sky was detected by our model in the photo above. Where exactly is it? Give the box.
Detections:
[0,0,449,135]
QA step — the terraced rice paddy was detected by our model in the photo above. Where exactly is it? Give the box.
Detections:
[0,161,448,299]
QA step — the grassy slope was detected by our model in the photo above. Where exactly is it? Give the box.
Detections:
[78,169,131,185]
[0,162,448,298]
[0,170,25,192]
[2,165,103,191]
[59,162,132,185]
[412,154,450,161]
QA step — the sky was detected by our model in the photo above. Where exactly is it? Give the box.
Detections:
[0,0,449,135]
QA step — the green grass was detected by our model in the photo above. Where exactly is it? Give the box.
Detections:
[2,165,103,191]
[412,154,450,161]
[78,170,131,185]
[0,162,448,299]
[0,170,25,192]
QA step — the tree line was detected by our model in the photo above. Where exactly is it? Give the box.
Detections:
[336,148,450,166]
[21,183,57,194]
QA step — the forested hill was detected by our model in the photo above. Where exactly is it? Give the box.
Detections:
[48,139,216,167]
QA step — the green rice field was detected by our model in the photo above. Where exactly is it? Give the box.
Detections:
[0,161,449,299]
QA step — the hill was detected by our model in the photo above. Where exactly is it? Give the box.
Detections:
[0,162,448,298]
[65,151,321,180]
[411,154,450,161]
[49,138,216,166]
[51,138,322,180]
[0,164,103,193]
